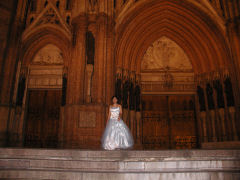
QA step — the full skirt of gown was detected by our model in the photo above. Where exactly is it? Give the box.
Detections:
[101,118,134,150]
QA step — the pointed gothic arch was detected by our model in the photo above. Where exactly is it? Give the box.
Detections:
[115,0,232,74]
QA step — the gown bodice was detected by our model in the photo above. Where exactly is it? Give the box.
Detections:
[110,106,120,119]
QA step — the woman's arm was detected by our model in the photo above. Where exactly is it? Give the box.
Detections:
[118,105,122,121]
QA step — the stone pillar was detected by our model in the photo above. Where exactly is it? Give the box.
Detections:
[212,77,226,142]
[218,108,227,141]
[105,17,115,106]
[200,111,208,142]
[0,15,25,146]
[123,109,129,125]
[136,111,142,146]
[222,76,230,141]
[92,14,107,104]
[129,72,136,138]
[67,14,87,105]
[58,106,65,148]
[194,93,202,146]
[204,82,212,142]
[122,69,129,126]
[209,110,217,142]
[228,107,238,141]
[223,75,236,140]
[64,14,87,147]
[135,74,142,147]
[129,110,136,138]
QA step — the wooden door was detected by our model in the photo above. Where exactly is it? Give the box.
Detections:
[169,96,197,149]
[141,95,197,149]
[24,90,61,148]
[142,96,170,149]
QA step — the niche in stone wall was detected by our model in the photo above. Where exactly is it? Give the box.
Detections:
[86,31,95,65]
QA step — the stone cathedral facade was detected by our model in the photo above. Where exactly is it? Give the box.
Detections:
[0,0,240,149]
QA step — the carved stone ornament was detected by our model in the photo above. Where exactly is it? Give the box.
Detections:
[32,44,64,65]
[141,36,192,71]
[36,7,61,26]
[22,2,71,42]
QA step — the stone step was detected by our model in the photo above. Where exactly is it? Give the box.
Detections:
[0,148,240,180]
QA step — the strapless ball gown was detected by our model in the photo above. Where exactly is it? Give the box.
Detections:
[101,106,134,150]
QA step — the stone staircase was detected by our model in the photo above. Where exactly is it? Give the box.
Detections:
[0,148,240,180]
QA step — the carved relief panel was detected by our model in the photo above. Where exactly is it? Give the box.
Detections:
[141,36,195,94]
[28,44,64,89]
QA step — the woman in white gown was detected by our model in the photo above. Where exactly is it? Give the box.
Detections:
[101,96,134,150]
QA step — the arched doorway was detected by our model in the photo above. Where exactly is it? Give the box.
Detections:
[23,44,64,148]
[141,36,197,149]
[114,0,233,149]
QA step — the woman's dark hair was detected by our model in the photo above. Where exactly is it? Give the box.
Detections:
[111,95,118,102]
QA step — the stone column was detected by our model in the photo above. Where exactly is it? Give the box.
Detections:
[64,14,87,147]
[199,81,209,143]
[220,72,229,141]
[213,77,226,142]
[136,111,142,146]
[122,69,129,126]
[105,17,115,106]
[92,14,107,104]
[129,72,136,138]
[135,74,142,147]
[0,15,25,146]
[194,93,202,146]
[209,109,217,142]
[222,75,236,140]
[218,108,227,141]
[200,111,208,142]
[204,82,212,142]
[129,110,136,138]
[67,14,87,105]
[211,78,220,142]
[58,106,65,148]
[228,106,239,141]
